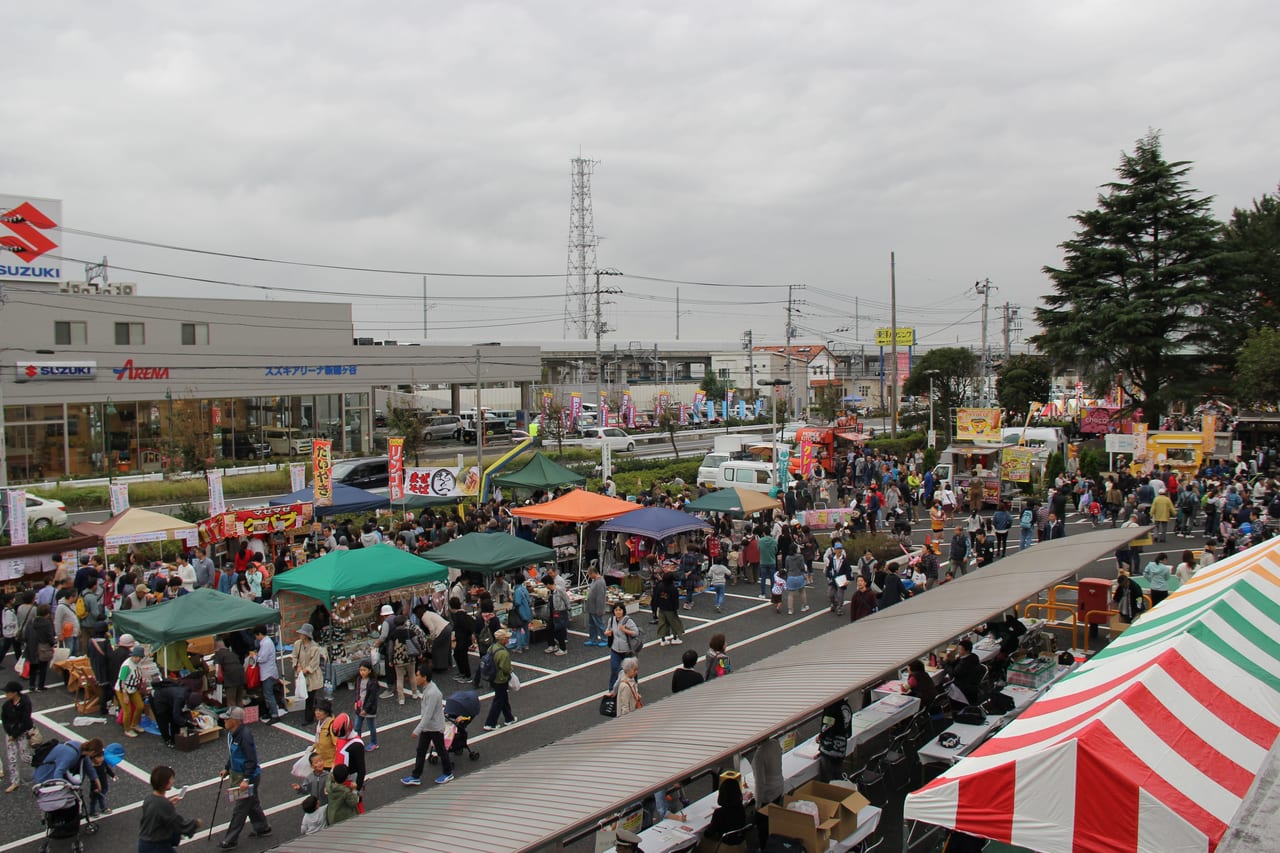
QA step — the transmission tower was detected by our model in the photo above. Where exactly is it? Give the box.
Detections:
[564,156,599,339]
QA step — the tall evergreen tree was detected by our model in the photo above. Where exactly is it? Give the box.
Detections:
[1215,186,1280,354]
[1033,131,1223,423]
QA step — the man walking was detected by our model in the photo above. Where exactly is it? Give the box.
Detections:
[584,564,608,647]
[823,542,852,614]
[949,526,970,576]
[217,707,271,848]
[250,625,283,724]
[401,664,453,786]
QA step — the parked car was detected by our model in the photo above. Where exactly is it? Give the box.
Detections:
[0,494,69,531]
[221,432,272,460]
[264,428,313,456]
[580,427,636,452]
[461,415,512,443]
[331,456,390,490]
[421,414,463,441]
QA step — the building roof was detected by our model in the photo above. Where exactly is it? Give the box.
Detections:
[753,344,833,363]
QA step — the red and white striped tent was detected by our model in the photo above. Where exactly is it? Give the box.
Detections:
[905,537,1280,852]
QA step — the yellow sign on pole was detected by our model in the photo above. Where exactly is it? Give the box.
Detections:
[875,327,916,347]
[1000,446,1035,482]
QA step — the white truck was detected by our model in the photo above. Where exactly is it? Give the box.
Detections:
[698,433,768,486]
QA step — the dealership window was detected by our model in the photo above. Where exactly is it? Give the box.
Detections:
[114,322,144,345]
[717,368,731,379]
[181,322,209,345]
[54,321,87,346]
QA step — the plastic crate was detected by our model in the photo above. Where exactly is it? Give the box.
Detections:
[1008,657,1056,689]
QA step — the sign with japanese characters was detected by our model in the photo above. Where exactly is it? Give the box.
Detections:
[405,466,481,498]
[207,469,226,516]
[388,437,405,501]
[5,489,27,547]
[264,364,359,377]
[312,440,333,506]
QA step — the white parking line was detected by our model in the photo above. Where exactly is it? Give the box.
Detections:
[29,710,151,783]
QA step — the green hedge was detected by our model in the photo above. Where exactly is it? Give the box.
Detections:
[31,470,292,512]
[0,524,76,548]
[866,431,926,458]
[590,460,701,499]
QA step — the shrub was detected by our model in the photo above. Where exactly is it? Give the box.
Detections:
[866,431,926,458]
[0,524,76,548]
[1078,448,1107,482]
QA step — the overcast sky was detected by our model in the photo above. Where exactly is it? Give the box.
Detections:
[7,1,1278,351]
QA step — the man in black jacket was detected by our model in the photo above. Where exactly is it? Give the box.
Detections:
[945,639,986,705]
[151,679,200,748]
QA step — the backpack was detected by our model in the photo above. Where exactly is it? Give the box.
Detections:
[478,649,497,682]
[626,620,645,654]
[817,699,853,759]
[31,738,60,768]
[1020,509,1033,529]
[405,619,429,658]
[74,597,87,620]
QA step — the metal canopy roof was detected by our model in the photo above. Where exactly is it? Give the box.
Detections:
[278,526,1142,853]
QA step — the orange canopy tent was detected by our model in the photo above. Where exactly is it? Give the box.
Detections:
[509,489,643,523]
[509,489,642,582]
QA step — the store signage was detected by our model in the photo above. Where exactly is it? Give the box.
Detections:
[875,327,916,347]
[198,502,314,544]
[113,359,170,381]
[956,408,1003,441]
[1080,407,1124,434]
[405,466,481,498]
[313,440,333,507]
[0,195,63,282]
[109,483,130,515]
[289,462,306,492]
[1000,446,1035,483]
[6,489,28,547]
[207,469,226,516]
[264,365,359,377]
[14,360,96,382]
[388,437,405,502]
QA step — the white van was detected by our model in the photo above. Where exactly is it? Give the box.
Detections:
[698,453,730,486]
[714,460,778,493]
[264,428,313,456]
[1001,427,1066,456]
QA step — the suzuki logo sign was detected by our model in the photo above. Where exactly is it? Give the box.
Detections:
[0,195,63,283]
[14,361,97,382]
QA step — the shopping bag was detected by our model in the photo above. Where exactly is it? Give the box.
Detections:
[16,656,29,679]
[598,693,617,718]
[508,672,521,693]
[244,663,261,690]
[290,753,312,778]
[294,672,308,700]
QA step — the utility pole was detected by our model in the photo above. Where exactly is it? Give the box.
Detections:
[594,268,622,428]
[676,288,680,340]
[475,349,484,475]
[785,285,795,419]
[975,279,996,404]
[890,252,898,438]
[1001,302,1021,360]
[742,330,755,396]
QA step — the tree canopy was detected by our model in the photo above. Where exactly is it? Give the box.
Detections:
[995,354,1052,416]
[1033,131,1223,423]
[1214,187,1280,356]
[1235,327,1280,408]
[901,346,979,438]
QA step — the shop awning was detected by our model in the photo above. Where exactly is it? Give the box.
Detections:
[423,532,554,576]
[684,487,781,517]
[269,482,388,517]
[835,430,872,442]
[905,536,1280,853]
[490,451,586,490]
[597,506,711,540]
[272,544,448,604]
[508,489,642,523]
[72,507,197,547]
[278,527,1141,853]
[109,588,279,647]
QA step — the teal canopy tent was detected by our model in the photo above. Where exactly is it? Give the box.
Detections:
[271,544,448,605]
[109,588,279,647]
[424,532,555,576]
[490,451,586,491]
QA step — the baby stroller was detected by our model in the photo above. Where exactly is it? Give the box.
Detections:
[428,690,481,764]
[34,778,96,852]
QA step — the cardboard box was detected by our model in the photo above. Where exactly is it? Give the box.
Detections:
[174,728,220,752]
[790,780,871,840]
[761,802,838,853]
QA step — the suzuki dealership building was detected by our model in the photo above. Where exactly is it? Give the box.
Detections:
[2,192,542,484]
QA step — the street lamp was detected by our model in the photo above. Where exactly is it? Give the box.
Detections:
[921,369,940,447]
[758,378,791,495]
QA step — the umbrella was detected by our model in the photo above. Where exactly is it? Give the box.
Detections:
[597,507,711,540]
[684,487,781,517]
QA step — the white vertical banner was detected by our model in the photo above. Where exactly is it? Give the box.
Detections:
[6,489,28,547]
[289,462,306,493]
[601,439,613,479]
[206,470,226,516]
[109,483,130,515]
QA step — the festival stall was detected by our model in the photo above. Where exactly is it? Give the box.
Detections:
[509,489,642,585]
[490,451,586,492]
[269,482,389,518]
[272,544,449,686]
[72,507,198,556]
[196,502,314,563]
[597,505,712,600]
[425,531,554,577]
[904,536,1280,853]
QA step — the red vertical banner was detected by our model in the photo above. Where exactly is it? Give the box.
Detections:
[312,439,333,507]
[388,437,405,501]
[679,403,688,425]
[601,403,610,428]
[541,391,552,425]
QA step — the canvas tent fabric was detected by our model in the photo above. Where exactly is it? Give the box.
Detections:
[508,489,642,523]
[272,544,448,605]
[72,507,197,546]
[904,535,1280,853]
[490,451,586,490]
[423,532,554,576]
[273,527,1139,853]
[109,588,279,647]
[597,506,711,540]
[268,482,388,517]
[683,487,781,517]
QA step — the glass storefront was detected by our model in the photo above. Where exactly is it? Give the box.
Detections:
[3,392,371,482]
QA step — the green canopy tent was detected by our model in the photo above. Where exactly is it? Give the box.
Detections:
[490,451,586,491]
[110,587,279,647]
[424,532,555,576]
[272,543,449,605]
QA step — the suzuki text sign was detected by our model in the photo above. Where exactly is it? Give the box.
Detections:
[0,195,63,282]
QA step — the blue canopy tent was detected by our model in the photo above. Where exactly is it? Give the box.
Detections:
[596,506,711,541]
[269,482,389,517]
